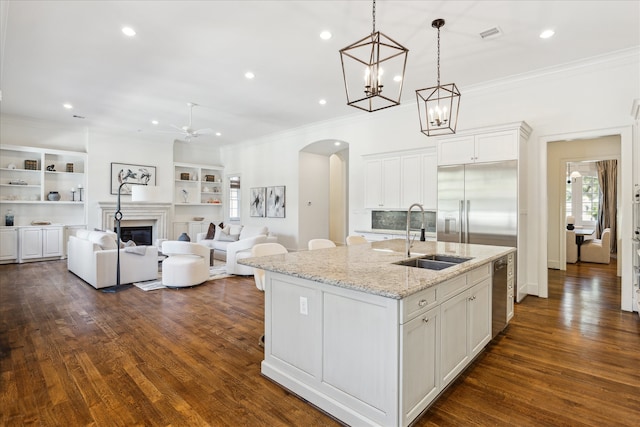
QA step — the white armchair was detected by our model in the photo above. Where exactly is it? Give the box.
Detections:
[566,230,577,264]
[581,228,611,264]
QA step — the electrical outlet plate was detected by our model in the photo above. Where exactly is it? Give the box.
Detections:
[299,296,308,315]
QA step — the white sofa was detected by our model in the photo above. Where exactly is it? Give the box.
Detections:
[68,229,158,289]
[197,224,276,275]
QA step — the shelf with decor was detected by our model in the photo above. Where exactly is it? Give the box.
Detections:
[0,146,87,228]
[173,162,224,224]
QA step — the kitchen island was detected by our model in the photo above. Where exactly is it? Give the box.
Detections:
[240,239,515,427]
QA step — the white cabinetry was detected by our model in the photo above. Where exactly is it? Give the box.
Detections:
[18,226,63,262]
[437,129,519,166]
[401,155,421,208]
[172,221,210,241]
[400,305,439,425]
[364,157,401,208]
[421,152,438,210]
[364,149,437,210]
[0,227,18,262]
[261,257,503,427]
[440,264,492,387]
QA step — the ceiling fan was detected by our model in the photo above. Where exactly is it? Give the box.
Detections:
[170,102,214,141]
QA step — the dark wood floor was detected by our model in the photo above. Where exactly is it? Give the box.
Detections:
[1,259,638,426]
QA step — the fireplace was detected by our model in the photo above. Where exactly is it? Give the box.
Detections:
[118,225,153,246]
[98,201,172,244]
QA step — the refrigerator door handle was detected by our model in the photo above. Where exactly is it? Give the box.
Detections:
[466,200,471,243]
[459,200,465,243]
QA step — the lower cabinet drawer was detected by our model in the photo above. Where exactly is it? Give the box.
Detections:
[401,287,437,323]
[438,275,468,301]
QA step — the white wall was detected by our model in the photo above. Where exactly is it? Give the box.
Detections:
[85,131,175,231]
[221,140,299,249]
[221,48,640,303]
[329,150,348,245]
[299,151,330,250]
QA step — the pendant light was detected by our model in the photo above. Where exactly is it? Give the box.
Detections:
[416,19,461,136]
[339,0,409,112]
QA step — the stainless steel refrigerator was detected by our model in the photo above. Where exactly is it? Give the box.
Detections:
[437,160,518,248]
[437,160,518,334]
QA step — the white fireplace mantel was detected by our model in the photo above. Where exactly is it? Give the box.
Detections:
[98,202,172,241]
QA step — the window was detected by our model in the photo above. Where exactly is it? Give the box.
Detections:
[228,175,240,221]
[581,175,600,222]
[566,163,600,227]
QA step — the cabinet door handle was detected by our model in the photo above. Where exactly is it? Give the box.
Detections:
[418,299,428,307]
[422,317,429,323]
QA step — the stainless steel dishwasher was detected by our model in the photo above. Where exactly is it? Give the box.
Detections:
[492,255,509,338]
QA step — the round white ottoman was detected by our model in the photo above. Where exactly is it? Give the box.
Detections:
[161,241,210,288]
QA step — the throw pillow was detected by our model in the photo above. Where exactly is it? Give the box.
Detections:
[205,222,216,240]
[88,231,118,250]
[217,226,239,242]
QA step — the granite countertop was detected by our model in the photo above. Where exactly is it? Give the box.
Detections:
[354,229,436,236]
[239,239,515,299]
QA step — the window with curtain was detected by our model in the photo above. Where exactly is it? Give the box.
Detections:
[228,175,240,221]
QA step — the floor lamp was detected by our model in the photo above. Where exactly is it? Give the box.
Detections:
[102,182,148,293]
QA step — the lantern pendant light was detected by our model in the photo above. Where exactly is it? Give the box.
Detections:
[340,0,409,112]
[416,19,461,136]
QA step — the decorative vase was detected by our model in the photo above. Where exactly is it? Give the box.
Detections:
[5,209,14,226]
[48,191,61,201]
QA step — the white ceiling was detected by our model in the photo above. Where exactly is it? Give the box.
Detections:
[1,1,639,148]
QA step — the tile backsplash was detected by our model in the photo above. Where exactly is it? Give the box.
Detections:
[372,210,436,232]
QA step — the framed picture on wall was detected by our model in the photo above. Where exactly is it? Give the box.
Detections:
[250,187,266,217]
[110,162,156,195]
[267,186,285,218]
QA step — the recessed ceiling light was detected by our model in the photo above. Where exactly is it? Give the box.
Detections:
[245,71,255,79]
[151,120,159,125]
[319,99,327,105]
[320,31,332,40]
[122,27,136,37]
[540,29,555,39]
[216,132,222,137]
[393,75,402,82]
[334,141,341,146]
[63,103,73,109]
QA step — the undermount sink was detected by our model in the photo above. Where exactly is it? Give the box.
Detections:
[394,255,473,270]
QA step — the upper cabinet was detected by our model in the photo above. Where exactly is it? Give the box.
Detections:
[364,157,401,209]
[437,124,531,166]
[364,149,437,210]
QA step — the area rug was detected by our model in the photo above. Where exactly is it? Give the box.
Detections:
[134,264,230,291]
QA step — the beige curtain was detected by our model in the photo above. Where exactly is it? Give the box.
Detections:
[595,160,617,253]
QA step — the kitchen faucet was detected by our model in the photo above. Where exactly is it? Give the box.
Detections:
[406,203,426,257]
